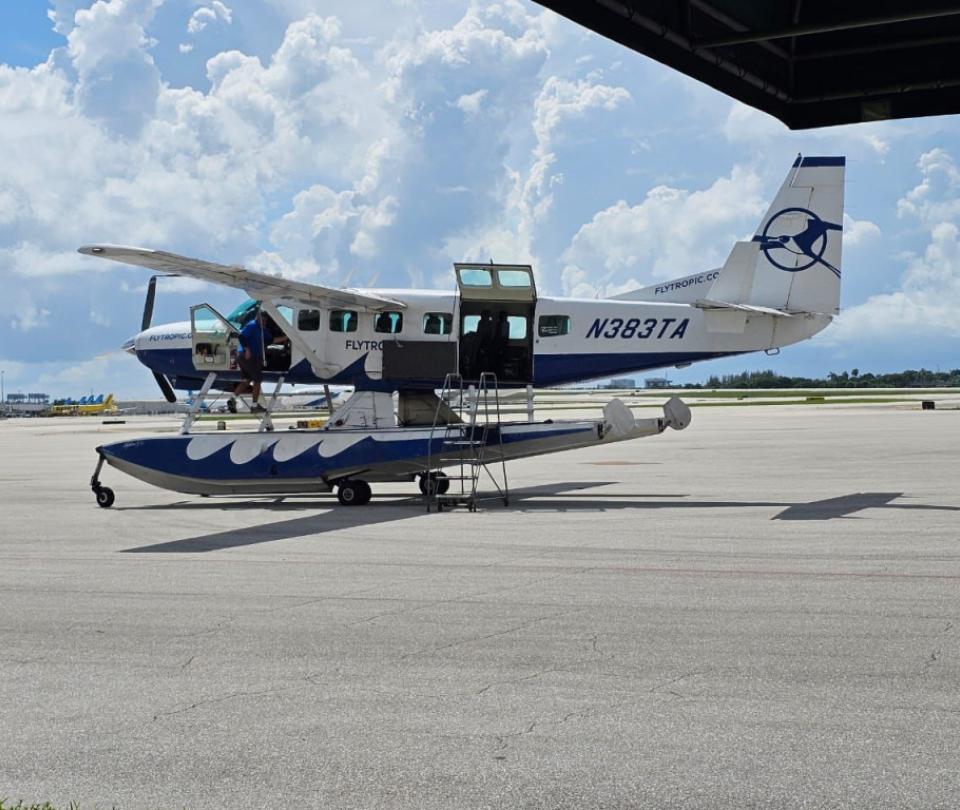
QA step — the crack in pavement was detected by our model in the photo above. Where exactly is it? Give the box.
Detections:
[400,610,579,660]
[475,665,570,696]
[152,687,281,721]
[554,669,711,725]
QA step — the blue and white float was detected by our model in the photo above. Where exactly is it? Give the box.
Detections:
[89,397,690,508]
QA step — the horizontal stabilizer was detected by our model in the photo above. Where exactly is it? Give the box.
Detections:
[694,300,795,317]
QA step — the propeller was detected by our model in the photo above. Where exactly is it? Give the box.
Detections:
[140,274,178,403]
[142,274,158,331]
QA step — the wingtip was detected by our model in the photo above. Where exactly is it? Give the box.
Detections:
[78,244,157,257]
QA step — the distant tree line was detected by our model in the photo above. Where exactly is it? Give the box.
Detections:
[689,368,960,389]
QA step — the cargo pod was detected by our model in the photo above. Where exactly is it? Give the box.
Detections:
[455,263,536,385]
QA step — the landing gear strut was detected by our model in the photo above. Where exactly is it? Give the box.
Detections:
[90,453,115,508]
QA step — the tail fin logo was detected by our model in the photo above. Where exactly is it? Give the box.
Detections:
[754,207,842,278]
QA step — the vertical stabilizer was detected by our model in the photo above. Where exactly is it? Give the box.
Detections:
[707,155,845,315]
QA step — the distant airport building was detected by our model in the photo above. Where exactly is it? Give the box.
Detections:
[4,392,50,414]
[116,399,186,415]
[644,377,673,389]
[603,377,637,389]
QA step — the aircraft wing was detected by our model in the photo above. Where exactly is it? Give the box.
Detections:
[78,245,405,311]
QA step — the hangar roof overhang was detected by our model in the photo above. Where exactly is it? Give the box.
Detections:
[532,1,960,129]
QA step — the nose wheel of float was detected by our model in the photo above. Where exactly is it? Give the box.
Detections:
[90,453,116,508]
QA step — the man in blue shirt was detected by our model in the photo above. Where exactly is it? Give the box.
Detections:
[234,309,272,413]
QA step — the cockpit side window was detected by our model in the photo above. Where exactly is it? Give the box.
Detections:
[298,309,320,331]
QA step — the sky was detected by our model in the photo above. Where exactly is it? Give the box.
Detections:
[2,0,960,398]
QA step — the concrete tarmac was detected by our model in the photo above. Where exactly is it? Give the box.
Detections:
[1,404,959,808]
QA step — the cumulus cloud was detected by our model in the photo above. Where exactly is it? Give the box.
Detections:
[830,222,960,340]
[187,1,232,35]
[896,147,960,222]
[435,68,631,283]
[522,76,630,227]
[454,88,487,116]
[843,213,882,248]
[10,301,52,332]
[383,0,556,278]
[829,148,960,343]
[66,0,163,137]
[560,165,765,297]
[0,6,413,392]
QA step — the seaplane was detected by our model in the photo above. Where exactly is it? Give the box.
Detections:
[81,155,845,509]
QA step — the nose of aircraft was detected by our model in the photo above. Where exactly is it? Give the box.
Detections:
[121,335,138,354]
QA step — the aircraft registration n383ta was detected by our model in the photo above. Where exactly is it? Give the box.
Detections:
[81,155,845,509]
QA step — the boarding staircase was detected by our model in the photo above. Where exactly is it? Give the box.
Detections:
[425,372,509,512]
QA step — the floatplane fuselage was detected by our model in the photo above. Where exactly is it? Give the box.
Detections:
[82,155,846,508]
[128,285,829,394]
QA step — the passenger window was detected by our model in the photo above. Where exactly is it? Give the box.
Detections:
[462,315,480,334]
[422,312,453,335]
[298,309,320,331]
[330,310,358,333]
[507,316,528,340]
[538,315,571,337]
[374,311,403,334]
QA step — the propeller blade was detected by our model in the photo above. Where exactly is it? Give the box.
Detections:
[153,371,177,403]
[142,275,158,331]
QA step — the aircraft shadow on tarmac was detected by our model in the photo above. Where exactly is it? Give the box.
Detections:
[119,484,960,554]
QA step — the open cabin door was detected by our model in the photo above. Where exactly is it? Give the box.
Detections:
[455,264,536,384]
[190,304,240,372]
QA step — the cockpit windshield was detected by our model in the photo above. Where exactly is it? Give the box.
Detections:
[226,298,258,328]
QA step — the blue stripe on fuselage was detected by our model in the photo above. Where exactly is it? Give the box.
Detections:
[137,346,742,391]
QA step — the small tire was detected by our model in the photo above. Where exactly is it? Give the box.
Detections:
[337,480,371,506]
[419,472,450,497]
[354,480,372,506]
[95,487,115,508]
